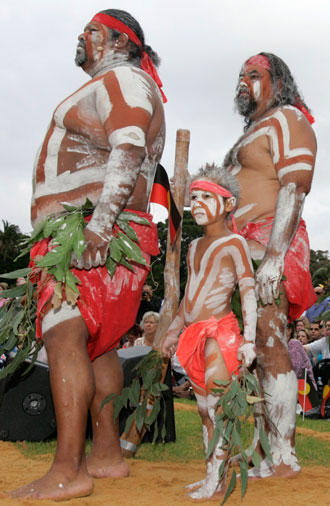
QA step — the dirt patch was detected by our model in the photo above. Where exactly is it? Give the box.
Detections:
[0,441,329,505]
[296,426,330,443]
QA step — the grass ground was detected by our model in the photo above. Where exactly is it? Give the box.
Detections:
[14,398,330,467]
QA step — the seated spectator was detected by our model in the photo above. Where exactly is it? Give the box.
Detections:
[304,319,330,363]
[287,334,317,390]
[121,324,142,349]
[136,284,162,323]
[294,318,306,332]
[305,284,330,323]
[297,329,310,346]
[135,311,160,347]
[310,321,322,342]
[303,319,330,418]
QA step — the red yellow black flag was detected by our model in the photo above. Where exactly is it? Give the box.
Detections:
[150,164,182,245]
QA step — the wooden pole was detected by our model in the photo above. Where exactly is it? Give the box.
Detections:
[154,128,190,349]
[120,129,190,457]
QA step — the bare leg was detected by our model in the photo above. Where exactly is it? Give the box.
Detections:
[189,338,229,500]
[87,349,129,478]
[185,382,212,491]
[251,288,300,478]
[10,316,94,500]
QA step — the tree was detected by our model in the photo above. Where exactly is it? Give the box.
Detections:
[0,220,30,277]
[147,211,203,300]
[310,249,330,286]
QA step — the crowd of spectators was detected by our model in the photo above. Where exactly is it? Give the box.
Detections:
[288,284,330,419]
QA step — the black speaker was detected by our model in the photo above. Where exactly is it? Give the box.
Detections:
[117,346,176,443]
[0,360,56,442]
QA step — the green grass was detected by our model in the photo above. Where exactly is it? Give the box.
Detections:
[14,398,329,467]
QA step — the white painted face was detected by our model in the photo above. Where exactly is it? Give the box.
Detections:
[190,189,224,225]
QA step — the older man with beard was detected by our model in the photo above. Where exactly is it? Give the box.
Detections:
[223,53,316,478]
[11,9,165,501]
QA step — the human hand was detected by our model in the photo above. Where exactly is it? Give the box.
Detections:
[238,341,256,367]
[71,226,111,270]
[255,256,284,305]
[161,335,179,358]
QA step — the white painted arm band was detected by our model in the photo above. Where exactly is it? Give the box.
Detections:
[278,162,313,181]
[109,126,146,148]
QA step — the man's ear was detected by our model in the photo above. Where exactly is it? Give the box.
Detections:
[115,32,129,49]
[225,197,236,213]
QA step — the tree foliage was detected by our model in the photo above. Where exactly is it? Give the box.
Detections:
[0,220,30,277]
[310,249,330,286]
[147,211,203,299]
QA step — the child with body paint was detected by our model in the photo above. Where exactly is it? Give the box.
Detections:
[161,164,257,500]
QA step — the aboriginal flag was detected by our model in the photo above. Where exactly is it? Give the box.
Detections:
[297,376,319,412]
[150,164,182,245]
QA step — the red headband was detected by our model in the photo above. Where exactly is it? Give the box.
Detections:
[189,180,238,232]
[245,54,315,124]
[245,54,271,70]
[92,13,167,103]
[190,180,233,198]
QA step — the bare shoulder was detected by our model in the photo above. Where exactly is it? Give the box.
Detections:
[102,66,160,108]
[224,233,249,248]
[270,106,316,142]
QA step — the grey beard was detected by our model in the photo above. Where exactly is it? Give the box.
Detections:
[75,42,87,67]
[235,94,257,118]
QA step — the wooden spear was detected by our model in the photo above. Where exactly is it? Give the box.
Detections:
[120,129,190,457]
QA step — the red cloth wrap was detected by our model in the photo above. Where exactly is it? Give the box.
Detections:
[239,218,316,322]
[176,313,242,391]
[30,210,159,361]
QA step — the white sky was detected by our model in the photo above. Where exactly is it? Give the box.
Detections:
[1,0,329,251]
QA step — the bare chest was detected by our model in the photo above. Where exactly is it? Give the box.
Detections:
[53,80,109,148]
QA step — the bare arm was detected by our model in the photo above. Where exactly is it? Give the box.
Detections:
[161,300,185,358]
[231,238,257,366]
[256,110,316,304]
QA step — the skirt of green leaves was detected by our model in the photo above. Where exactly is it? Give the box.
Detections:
[0,199,151,380]
[101,350,168,443]
[209,368,272,505]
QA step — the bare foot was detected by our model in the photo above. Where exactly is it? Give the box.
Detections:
[185,478,206,490]
[271,462,301,478]
[247,460,300,480]
[87,455,130,479]
[9,468,93,501]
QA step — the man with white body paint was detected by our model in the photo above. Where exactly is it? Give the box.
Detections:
[223,52,317,477]
[11,9,165,501]
[162,165,257,500]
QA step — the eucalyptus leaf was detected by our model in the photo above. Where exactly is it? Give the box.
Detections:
[0,268,32,279]
[118,211,151,226]
[220,470,237,506]
[0,284,26,298]
[239,461,248,498]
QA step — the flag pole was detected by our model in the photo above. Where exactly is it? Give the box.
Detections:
[154,129,190,349]
[302,367,307,421]
[120,129,190,457]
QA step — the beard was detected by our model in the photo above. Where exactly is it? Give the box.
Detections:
[235,91,257,118]
[75,40,87,67]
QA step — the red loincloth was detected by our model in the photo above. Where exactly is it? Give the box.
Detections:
[176,313,242,391]
[239,218,316,322]
[30,210,159,361]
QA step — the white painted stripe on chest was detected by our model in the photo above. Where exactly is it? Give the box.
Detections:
[114,67,153,115]
[44,80,111,184]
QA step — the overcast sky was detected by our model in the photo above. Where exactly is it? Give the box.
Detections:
[1,0,329,252]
